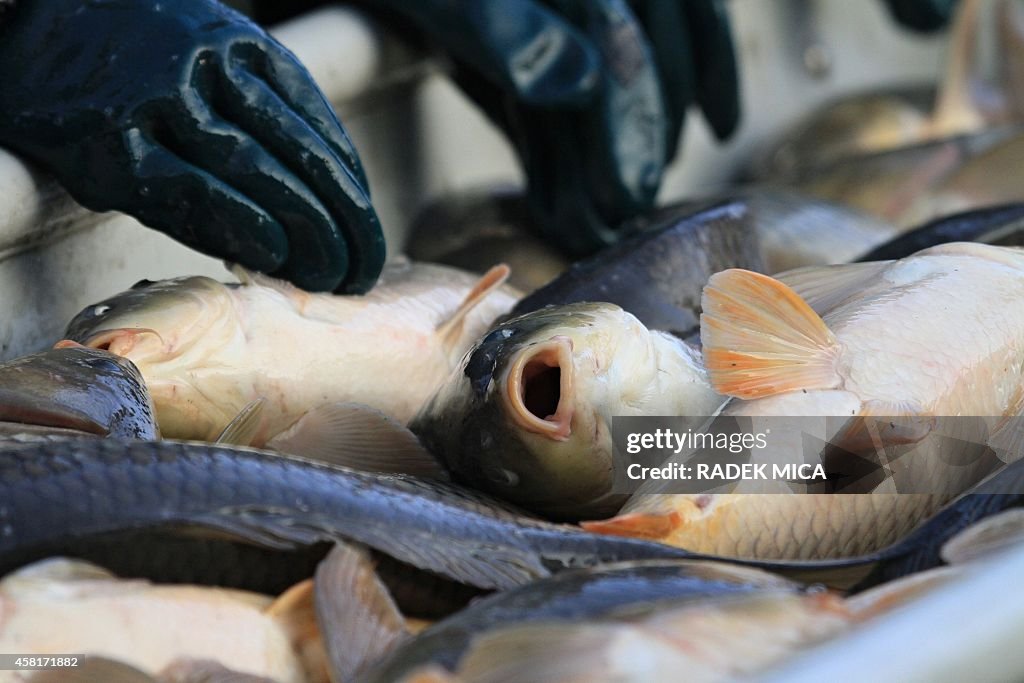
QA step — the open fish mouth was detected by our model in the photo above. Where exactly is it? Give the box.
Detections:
[505,336,575,441]
[70,328,165,357]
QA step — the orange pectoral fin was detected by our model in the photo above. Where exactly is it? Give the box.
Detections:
[580,511,682,541]
[700,269,842,399]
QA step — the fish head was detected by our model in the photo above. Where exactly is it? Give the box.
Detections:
[0,345,158,439]
[412,303,661,520]
[64,276,245,439]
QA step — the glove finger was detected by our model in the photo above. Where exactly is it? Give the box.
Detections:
[547,0,666,219]
[153,98,353,293]
[119,128,289,273]
[254,39,370,190]
[382,0,602,107]
[218,53,385,294]
[883,0,958,33]
[685,0,741,140]
[510,106,620,255]
[629,0,697,159]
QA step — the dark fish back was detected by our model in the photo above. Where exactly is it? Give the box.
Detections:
[358,561,800,683]
[508,200,763,338]
[856,203,1024,261]
[0,439,702,590]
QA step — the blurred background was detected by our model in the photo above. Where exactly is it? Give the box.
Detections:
[0,1,966,359]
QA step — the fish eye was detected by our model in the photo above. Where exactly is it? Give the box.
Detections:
[92,304,111,316]
[481,328,515,345]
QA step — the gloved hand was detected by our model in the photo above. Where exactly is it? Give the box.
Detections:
[0,0,384,293]
[374,0,740,255]
[882,0,958,32]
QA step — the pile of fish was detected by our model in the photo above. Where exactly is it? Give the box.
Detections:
[8,2,1024,680]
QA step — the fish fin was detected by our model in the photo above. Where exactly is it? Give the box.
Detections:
[266,402,449,480]
[53,339,86,349]
[941,509,1024,565]
[700,269,841,399]
[458,623,618,683]
[580,511,682,541]
[383,537,550,590]
[187,507,548,590]
[183,511,320,551]
[215,398,267,446]
[436,264,511,352]
[230,264,312,306]
[930,0,986,135]
[27,657,156,683]
[314,542,411,681]
[159,659,278,682]
[263,579,326,683]
[776,262,890,316]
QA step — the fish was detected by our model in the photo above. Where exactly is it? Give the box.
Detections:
[380,589,851,683]
[585,242,1024,559]
[900,130,1024,225]
[751,0,1020,179]
[855,202,1024,261]
[358,560,802,683]
[404,188,569,292]
[410,303,727,520]
[368,500,1024,683]
[0,437,719,591]
[1,434,1016,613]
[733,190,897,273]
[507,200,764,338]
[750,90,936,179]
[782,126,1017,228]
[62,261,519,450]
[0,557,326,683]
[0,346,157,439]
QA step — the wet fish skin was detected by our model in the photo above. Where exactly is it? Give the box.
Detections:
[508,200,764,337]
[849,457,1024,590]
[856,202,1024,261]
[411,303,724,520]
[783,127,1019,227]
[749,90,935,179]
[591,243,1024,560]
[63,262,519,442]
[0,438,712,590]
[358,560,802,683]
[735,190,898,273]
[0,558,322,683]
[0,347,157,439]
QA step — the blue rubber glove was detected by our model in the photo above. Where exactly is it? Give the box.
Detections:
[883,0,958,32]
[374,0,741,255]
[0,0,384,293]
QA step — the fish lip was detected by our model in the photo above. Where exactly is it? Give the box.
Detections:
[0,398,107,436]
[74,328,164,358]
[505,336,575,441]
